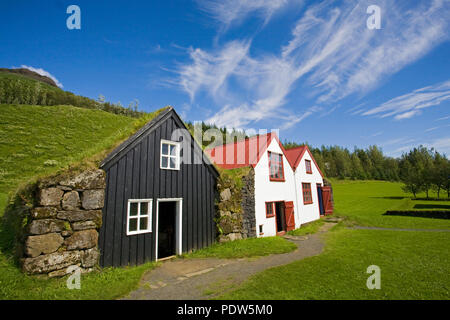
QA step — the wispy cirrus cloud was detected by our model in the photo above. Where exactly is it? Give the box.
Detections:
[197,0,296,31]
[19,65,63,88]
[362,80,450,120]
[176,0,450,128]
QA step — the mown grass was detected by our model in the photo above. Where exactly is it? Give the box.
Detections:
[0,104,165,299]
[184,236,296,259]
[287,219,325,236]
[331,179,450,229]
[217,180,450,300]
[218,227,450,300]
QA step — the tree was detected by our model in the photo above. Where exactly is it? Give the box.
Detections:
[399,158,423,198]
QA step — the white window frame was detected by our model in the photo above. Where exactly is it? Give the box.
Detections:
[160,139,181,170]
[126,199,153,236]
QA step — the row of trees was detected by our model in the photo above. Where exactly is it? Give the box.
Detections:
[0,76,144,118]
[399,146,450,198]
[286,142,450,199]
[284,142,402,181]
[181,122,449,198]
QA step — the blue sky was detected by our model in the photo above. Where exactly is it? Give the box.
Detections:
[1,0,449,156]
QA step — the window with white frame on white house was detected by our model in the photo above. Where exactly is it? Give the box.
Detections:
[161,140,180,170]
[127,199,152,235]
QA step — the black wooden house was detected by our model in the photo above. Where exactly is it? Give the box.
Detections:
[99,107,219,267]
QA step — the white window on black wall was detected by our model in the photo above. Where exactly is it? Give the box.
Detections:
[160,139,180,170]
[127,199,152,235]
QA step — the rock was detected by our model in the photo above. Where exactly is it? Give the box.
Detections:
[61,230,73,237]
[31,207,58,219]
[59,170,105,189]
[220,188,232,201]
[81,248,99,268]
[28,219,67,235]
[218,216,235,234]
[56,186,72,192]
[81,190,104,210]
[227,233,242,241]
[72,221,97,231]
[65,230,98,250]
[57,210,102,226]
[25,233,64,257]
[39,188,63,206]
[218,235,229,243]
[219,210,231,217]
[62,191,80,210]
[48,264,80,278]
[22,250,82,274]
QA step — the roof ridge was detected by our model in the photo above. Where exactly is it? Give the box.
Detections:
[205,132,272,150]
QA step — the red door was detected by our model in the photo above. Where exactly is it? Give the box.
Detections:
[284,201,295,231]
[321,187,334,215]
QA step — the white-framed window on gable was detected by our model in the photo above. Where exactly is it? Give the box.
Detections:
[127,199,152,235]
[160,139,180,170]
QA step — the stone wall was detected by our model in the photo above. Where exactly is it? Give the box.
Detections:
[241,168,256,238]
[20,169,105,277]
[216,167,256,242]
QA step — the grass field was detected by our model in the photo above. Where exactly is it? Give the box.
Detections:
[331,179,450,229]
[184,236,297,259]
[218,180,450,300]
[0,104,162,299]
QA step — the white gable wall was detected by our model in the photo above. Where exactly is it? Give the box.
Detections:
[253,139,297,237]
[294,151,324,226]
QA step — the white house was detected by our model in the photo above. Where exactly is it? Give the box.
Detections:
[284,146,325,225]
[205,133,326,238]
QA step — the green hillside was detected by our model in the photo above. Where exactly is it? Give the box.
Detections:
[0,70,143,117]
[0,103,167,299]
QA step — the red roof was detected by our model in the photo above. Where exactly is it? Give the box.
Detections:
[204,132,286,169]
[205,134,323,177]
[284,145,324,177]
[284,146,307,170]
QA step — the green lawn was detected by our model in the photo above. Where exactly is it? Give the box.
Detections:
[332,180,450,229]
[287,219,325,236]
[217,180,450,300]
[219,227,449,300]
[185,236,297,259]
[0,104,163,299]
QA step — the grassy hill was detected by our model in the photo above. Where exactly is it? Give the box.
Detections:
[0,70,143,117]
[0,103,168,299]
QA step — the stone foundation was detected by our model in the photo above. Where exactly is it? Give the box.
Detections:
[20,169,105,277]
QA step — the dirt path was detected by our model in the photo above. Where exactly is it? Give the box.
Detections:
[123,222,336,300]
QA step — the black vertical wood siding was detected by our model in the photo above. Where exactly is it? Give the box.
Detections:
[99,110,218,267]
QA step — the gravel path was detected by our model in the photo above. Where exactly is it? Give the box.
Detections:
[123,222,336,300]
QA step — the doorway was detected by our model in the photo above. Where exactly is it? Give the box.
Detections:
[274,201,286,234]
[156,198,182,260]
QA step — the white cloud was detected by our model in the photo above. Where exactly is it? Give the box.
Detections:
[363,80,450,120]
[197,0,295,30]
[19,65,63,88]
[436,115,450,121]
[177,41,251,101]
[283,0,450,103]
[177,0,449,128]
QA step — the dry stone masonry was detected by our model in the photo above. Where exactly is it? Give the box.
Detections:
[216,167,256,242]
[21,169,105,277]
